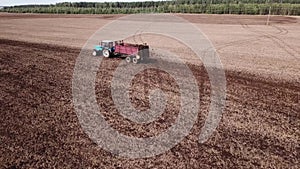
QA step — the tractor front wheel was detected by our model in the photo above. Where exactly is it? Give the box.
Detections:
[103,49,110,58]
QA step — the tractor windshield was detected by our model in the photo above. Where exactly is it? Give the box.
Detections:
[101,41,114,48]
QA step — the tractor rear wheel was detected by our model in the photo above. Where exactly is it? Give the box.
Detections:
[103,49,110,58]
[132,57,139,64]
[126,56,131,63]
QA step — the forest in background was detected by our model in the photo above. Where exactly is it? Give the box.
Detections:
[1,0,300,15]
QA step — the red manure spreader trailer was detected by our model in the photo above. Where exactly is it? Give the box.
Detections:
[93,40,149,64]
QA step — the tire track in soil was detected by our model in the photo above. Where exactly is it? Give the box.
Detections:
[241,24,299,59]
[1,38,299,168]
[271,25,289,35]
[131,21,152,44]
[216,24,287,52]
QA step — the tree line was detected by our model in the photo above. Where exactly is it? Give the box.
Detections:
[1,1,299,15]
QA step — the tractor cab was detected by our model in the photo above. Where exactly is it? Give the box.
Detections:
[100,40,114,49]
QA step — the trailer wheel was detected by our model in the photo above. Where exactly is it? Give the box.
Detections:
[92,50,98,56]
[103,49,110,58]
[132,57,139,64]
[126,56,131,63]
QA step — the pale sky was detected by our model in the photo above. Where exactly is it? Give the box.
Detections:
[0,0,162,6]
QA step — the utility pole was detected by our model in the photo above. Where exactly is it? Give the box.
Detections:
[266,0,272,25]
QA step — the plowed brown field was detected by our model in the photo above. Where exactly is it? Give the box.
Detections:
[0,13,299,168]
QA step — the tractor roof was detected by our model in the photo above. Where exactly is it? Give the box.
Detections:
[101,40,114,43]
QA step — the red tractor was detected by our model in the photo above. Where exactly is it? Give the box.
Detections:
[93,40,149,64]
